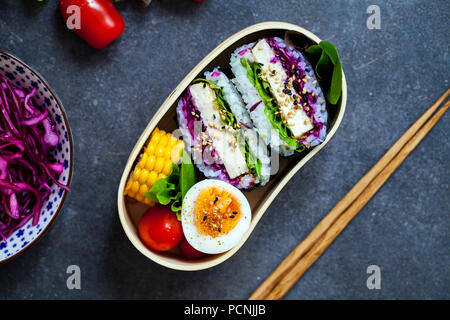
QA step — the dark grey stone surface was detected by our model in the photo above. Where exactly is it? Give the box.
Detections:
[0,0,448,299]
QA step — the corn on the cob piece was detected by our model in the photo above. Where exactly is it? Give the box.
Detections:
[124,128,184,206]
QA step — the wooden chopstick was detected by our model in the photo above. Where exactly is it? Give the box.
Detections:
[249,89,450,300]
[262,100,450,300]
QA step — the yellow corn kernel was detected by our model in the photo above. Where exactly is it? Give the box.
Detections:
[139,184,149,195]
[154,157,165,173]
[148,171,159,186]
[155,145,165,159]
[150,129,162,145]
[159,134,169,147]
[157,173,167,181]
[145,155,156,171]
[131,180,140,194]
[125,181,131,193]
[132,168,141,182]
[154,130,166,143]
[164,145,173,159]
[138,169,150,185]
[137,153,148,169]
[162,160,173,176]
[146,142,156,155]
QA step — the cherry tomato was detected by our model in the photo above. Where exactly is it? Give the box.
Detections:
[138,206,183,252]
[179,237,205,260]
[59,0,125,49]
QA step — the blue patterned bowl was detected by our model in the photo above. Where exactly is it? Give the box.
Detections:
[0,50,73,262]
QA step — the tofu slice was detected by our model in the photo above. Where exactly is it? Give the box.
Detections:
[189,83,248,179]
[252,39,313,138]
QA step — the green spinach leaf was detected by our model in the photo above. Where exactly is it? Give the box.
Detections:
[145,163,179,205]
[180,149,196,199]
[305,41,343,105]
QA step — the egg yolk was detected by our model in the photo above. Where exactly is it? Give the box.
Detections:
[194,186,241,238]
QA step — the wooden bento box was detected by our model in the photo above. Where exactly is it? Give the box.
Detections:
[117,22,347,271]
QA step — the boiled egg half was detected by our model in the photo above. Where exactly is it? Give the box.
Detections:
[181,179,251,254]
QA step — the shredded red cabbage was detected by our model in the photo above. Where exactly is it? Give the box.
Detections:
[238,48,248,56]
[0,76,70,243]
[249,100,262,112]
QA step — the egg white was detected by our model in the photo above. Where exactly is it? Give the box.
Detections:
[181,179,251,254]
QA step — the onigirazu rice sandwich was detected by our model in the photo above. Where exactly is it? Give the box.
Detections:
[230,37,328,157]
[176,68,271,190]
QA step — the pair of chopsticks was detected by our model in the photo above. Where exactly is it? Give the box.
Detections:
[249,89,450,300]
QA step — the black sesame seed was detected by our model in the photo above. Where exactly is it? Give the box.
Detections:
[218,228,221,233]
[203,216,207,221]
[232,211,237,215]
[213,196,218,205]
[203,83,206,88]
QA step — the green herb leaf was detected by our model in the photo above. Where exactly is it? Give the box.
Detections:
[171,192,183,221]
[180,149,196,199]
[241,58,256,86]
[305,41,343,105]
[145,163,179,205]
[236,130,262,179]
